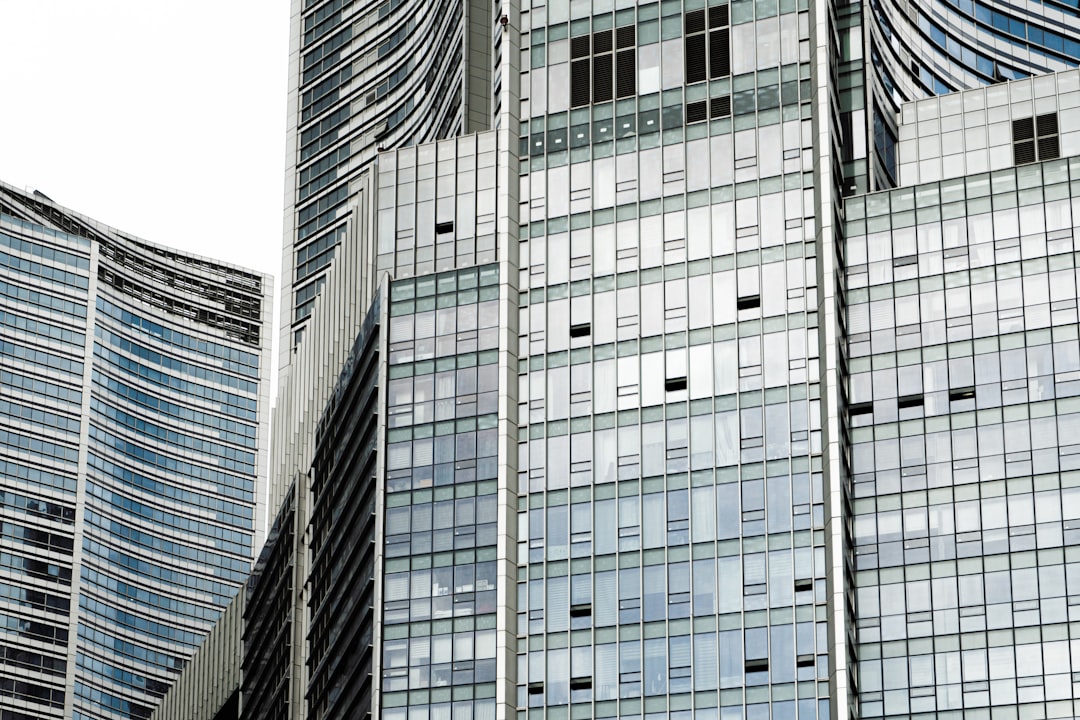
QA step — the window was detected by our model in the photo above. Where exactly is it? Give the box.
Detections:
[1013,113,1059,165]
[684,7,730,84]
[570,27,637,107]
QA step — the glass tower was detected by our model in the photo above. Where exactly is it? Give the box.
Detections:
[0,183,273,720]
[847,73,1080,718]
[156,0,1080,719]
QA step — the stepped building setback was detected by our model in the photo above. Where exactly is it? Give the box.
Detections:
[156,0,1080,719]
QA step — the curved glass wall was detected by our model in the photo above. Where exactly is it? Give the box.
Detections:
[0,205,90,719]
[282,0,494,344]
[0,182,271,720]
[856,0,1080,191]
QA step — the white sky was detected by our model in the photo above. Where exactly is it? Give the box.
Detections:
[0,0,290,364]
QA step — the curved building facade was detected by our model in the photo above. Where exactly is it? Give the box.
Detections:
[280,0,496,346]
[0,182,272,720]
[848,0,1080,192]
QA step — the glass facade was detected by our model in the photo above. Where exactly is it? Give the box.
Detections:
[847,156,1080,718]
[0,183,272,720]
[380,266,503,720]
[281,0,493,352]
[176,1,1080,720]
[510,0,832,717]
[0,203,89,718]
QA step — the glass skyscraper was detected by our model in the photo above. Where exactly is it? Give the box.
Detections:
[155,0,1080,719]
[0,183,273,720]
[847,74,1080,717]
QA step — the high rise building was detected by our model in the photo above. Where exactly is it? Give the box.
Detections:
[0,183,273,720]
[279,0,494,350]
[156,0,1080,719]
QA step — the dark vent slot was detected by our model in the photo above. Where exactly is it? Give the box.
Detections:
[1013,117,1034,141]
[796,655,815,668]
[737,294,760,310]
[571,59,591,107]
[709,29,731,78]
[1039,136,1060,160]
[665,377,688,392]
[593,54,613,103]
[849,402,873,416]
[616,49,636,98]
[1037,112,1058,136]
[949,387,975,402]
[745,658,769,672]
[710,96,731,118]
[685,34,707,84]
[686,101,708,124]
[685,9,706,33]
[528,682,544,694]
[616,25,636,48]
[570,323,591,338]
[897,395,924,409]
[436,221,454,235]
[570,603,592,617]
[593,29,613,54]
[1014,141,1036,165]
[709,5,730,27]
[570,678,592,691]
[571,35,591,59]
[794,578,814,592]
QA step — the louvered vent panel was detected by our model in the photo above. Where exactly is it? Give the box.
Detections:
[710,29,731,78]
[686,101,708,124]
[709,5,730,27]
[617,25,636,48]
[710,95,732,118]
[616,49,636,98]
[594,29,613,54]
[571,35,591,59]
[685,34,707,84]
[571,59,591,107]
[1037,112,1058,136]
[593,53,613,103]
[685,9,706,33]
[1014,140,1036,165]
[1039,136,1060,160]
[1013,117,1034,141]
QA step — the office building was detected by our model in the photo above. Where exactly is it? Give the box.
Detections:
[0,183,272,720]
[848,74,1080,717]
[156,0,1080,718]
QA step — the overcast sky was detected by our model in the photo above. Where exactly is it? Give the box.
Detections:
[0,1,290,343]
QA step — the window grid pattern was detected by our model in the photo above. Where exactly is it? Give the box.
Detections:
[0,182,270,720]
[376,135,501,281]
[513,0,831,714]
[845,156,1080,718]
[0,220,86,720]
[381,267,502,720]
